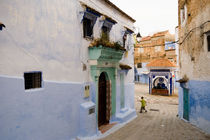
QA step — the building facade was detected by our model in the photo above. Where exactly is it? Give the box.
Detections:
[0,0,136,139]
[134,31,177,85]
[178,0,210,134]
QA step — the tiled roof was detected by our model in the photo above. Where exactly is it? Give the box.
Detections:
[146,58,176,67]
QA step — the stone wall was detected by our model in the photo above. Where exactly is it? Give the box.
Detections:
[178,0,210,134]
[178,0,210,81]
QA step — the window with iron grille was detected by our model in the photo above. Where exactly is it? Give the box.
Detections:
[24,72,42,90]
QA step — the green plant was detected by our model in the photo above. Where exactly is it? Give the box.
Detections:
[89,34,125,51]
[114,42,122,50]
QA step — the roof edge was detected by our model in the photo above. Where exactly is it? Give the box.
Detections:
[103,0,136,22]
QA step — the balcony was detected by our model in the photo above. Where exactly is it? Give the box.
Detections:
[89,45,125,62]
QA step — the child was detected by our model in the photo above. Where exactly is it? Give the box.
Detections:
[140,96,147,113]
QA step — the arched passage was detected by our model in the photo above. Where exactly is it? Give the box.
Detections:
[153,77,168,89]
[98,72,111,127]
[151,76,169,95]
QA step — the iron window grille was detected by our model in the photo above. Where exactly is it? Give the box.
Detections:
[24,71,42,90]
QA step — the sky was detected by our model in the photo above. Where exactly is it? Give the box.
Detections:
[109,0,178,36]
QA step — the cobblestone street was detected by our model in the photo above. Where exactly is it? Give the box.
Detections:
[101,84,210,140]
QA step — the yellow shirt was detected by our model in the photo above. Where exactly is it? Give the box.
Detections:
[140,99,146,107]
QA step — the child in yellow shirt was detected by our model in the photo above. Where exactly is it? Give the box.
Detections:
[140,96,147,113]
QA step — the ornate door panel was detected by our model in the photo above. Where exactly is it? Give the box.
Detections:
[106,80,111,122]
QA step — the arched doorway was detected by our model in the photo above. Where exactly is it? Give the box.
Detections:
[153,77,168,90]
[98,72,111,127]
[152,77,169,95]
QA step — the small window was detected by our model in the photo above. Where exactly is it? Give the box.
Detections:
[180,4,187,25]
[83,17,93,38]
[207,34,210,52]
[101,19,114,41]
[137,63,142,68]
[123,32,128,48]
[102,26,110,40]
[24,72,42,90]
[82,10,98,38]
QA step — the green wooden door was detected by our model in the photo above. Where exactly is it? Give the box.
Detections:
[183,88,189,121]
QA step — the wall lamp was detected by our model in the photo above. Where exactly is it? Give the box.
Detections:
[136,32,142,43]
[0,22,6,31]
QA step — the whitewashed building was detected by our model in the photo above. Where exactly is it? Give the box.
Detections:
[0,0,136,139]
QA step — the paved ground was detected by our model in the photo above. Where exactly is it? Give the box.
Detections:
[100,84,210,140]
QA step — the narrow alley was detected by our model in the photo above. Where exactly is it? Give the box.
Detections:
[100,84,210,140]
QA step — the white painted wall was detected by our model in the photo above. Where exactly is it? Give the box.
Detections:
[0,0,135,83]
[0,0,136,139]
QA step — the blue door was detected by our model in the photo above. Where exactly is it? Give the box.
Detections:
[183,88,189,121]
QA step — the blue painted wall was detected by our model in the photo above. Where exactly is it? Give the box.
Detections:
[139,74,149,84]
[135,62,149,84]
[178,80,210,134]
[0,76,96,140]
[116,71,136,122]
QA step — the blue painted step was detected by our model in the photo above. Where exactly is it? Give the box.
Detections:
[116,108,136,123]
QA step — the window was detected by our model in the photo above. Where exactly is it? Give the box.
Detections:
[123,28,134,49]
[102,26,110,41]
[180,4,187,25]
[137,63,142,68]
[204,31,210,52]
[24,72,42,90]
[101,19,114,41]
[207,34,210,52]
[83,18,93,38]
[82,10,98,38]
[123,33,127,48]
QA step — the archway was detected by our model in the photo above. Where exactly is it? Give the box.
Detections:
[153,77,168,90]
[152,77,169,95]
[98,72,111,127]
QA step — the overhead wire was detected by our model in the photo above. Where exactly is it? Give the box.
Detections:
[136,20,210,48]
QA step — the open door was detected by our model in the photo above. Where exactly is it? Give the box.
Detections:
[98,72,111,127]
